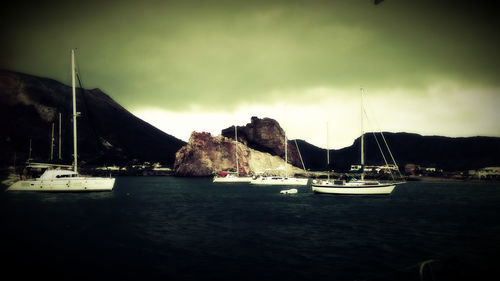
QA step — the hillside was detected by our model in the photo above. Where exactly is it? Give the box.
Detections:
[2,70,498,174]
[295,132,500,172]
[0,70,185,168]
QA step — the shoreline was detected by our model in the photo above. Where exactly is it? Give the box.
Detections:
[2,168,498,190]
[406,175,500,183]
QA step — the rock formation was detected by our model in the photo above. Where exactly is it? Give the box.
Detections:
[221,116,304,169]
[174,131,305,177]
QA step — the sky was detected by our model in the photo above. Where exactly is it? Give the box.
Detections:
[1,0,499,149]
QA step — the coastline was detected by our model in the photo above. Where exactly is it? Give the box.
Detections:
[2,167,498,191]
[406,175,500,184]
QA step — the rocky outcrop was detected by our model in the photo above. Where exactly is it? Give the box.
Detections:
[174,131,305,177]
[221,116,304,168]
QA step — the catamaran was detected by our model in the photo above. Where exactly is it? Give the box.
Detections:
[250,132,309,186]
[213,125,252,183]
[7,49,115,192]
[311,88,404,195]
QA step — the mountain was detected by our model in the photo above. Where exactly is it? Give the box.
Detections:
[0,70,185,168]
[3,70,498,174]
[295,132,500,172]
[220,118,500,172]
[176,116,500,177]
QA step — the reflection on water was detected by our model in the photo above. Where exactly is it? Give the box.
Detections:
[38,190,116,203]
[1,177,499,281]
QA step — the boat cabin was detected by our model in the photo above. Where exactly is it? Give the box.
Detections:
[38,169,78,180]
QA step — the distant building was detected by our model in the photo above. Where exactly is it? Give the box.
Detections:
[469,167,500,180]
[351,164,399,174]
[96,166,122,171]
[404,164,443,176]
[405,164,419,175]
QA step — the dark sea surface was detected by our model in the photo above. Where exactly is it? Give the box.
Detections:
[1,177,500,281]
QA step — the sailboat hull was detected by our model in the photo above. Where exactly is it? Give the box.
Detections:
[311,183,395,195]
[213,176,252,183]
[7,177,115,192]
[250,177,309,186]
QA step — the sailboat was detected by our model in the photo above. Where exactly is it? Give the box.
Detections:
[311,88,403,195]
[250,132,309,186]
[7,49,115,192]
[213,126,252,183]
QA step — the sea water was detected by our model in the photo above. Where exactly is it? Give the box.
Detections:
[1,177,499,281]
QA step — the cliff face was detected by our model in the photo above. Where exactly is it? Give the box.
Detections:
[221,116,303,169]
[174,131,304,177]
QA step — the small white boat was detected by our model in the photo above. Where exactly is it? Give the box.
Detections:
[280,188,298,194]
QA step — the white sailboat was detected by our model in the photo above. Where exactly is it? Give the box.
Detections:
[311,88,402,195]
[213,126,252,183]
[7,49,115,192]
[250,132,309,186]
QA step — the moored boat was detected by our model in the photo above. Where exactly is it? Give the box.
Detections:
[311,88,404,195]
[7,49,115,192]
[251,176,309,186]
[8,166,115,192]
[213,172,252,183]
[311,179,395,194]
[212,126,252,183]
[250,132,309,186]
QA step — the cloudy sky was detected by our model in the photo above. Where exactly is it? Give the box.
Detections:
[1,0,499,148]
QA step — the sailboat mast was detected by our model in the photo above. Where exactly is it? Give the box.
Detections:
[28,138,32,161]
[59,113,62,160]
[72,49,78,173]
[326,122,330,181]
[284,133,288,178]
[360,88,365,181]
[235,126,239,175]
[50,122,54,160]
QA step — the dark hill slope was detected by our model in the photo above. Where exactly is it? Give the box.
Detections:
[294,132,500,172]
[0,70,185,167]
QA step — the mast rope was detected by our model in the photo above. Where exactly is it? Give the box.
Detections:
[294,139,307,172]
[364,106,395,181]
[379,131,405,180]
[371,130,395,181]
[74,55,110,170]
[363,90,404,181]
